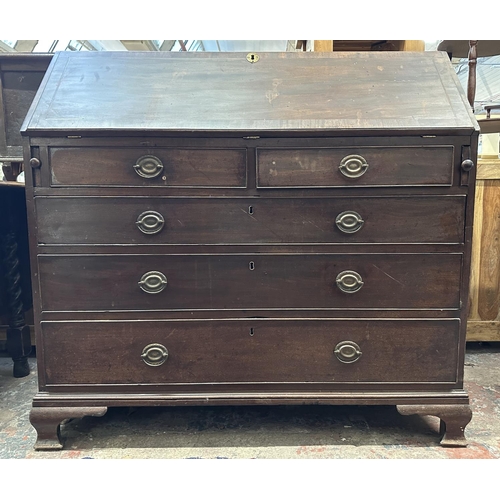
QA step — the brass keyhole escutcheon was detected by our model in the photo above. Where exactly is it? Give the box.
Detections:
[246,53,260,63]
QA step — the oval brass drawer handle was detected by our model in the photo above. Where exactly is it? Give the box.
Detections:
[336,270,364,293]
[335,211,364,233]
[339,154,369,179]
[133,155,164,179]
[136,211,165,235]
[138,271,168,294]
[334,341,362,363]
[141,343,169,366]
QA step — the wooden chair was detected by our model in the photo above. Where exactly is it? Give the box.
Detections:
[437,40,500,134]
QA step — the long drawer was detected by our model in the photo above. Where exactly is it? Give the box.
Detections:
[41,319,460,386]
[257,146,455,188]
[38,253,462,311]
[35,195,466,245]
[48,147,247,187]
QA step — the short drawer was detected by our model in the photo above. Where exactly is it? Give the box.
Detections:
[38,253,462,311]
[48,147,247,187]
[35,195,466,245]
[41,319,459,386]
[257,146,454,188]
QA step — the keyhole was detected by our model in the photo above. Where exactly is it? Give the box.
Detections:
[250,328,254,336]
[246,53,259,63]
[248,206,254,215]
[249,261,255,271]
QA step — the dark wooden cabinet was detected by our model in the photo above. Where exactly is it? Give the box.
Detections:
[22,51,479,450]
[0,53,52,377]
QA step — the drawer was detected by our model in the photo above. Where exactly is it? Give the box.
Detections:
[257,146,454,188]
[38,253,462,311]
[41,319,459,386]
[48,147,247,187]
[36,195,466,245]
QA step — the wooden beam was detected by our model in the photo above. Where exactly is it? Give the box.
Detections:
[121,40,158,51]
[0,40,16,52]
[87,40,127,51]
[14,40,38,52]
[160,40,176,51]
[313,40,333,52]
[312,40,424,52]
[400,40,425,51]
[477,159,500,180]
[467,321,500,341]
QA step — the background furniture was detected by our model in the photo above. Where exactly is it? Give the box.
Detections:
[0,182,32,377]
[437,40,500,133]
[23,51,477,450]
[437,41,500,341]
[296,40,425,52]
[0,53,52,375]
[0,53,53,178]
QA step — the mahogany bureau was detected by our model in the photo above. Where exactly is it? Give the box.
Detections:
[21,51,479,450]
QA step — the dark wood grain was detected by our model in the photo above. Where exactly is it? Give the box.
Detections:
[40,319,459,385]
[29,406,107,450]
[34,195,466,245]
[397,404,472,447]
[21,51,478,135]
[48,147,247,187]
[38,253,462,311]
[257,146,454,187]
[22,51,478,449]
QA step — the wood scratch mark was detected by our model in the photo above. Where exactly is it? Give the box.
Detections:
[306,220,325,232]
[239,209,286,241]
[165,328,176,339]
[240,208,258,221]
[372,264,405,286]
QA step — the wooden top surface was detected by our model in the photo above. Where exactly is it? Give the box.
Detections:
[22,51,478,135]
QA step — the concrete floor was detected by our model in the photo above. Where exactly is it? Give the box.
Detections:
[1,343,499,459]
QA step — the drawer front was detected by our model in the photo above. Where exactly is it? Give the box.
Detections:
[38,253,462,311]
[48,147,247,187]
[257,146,454,188]
[41,319,459,386]
[36,195,466,245]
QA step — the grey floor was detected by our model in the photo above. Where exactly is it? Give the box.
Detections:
[1,343,500,459]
